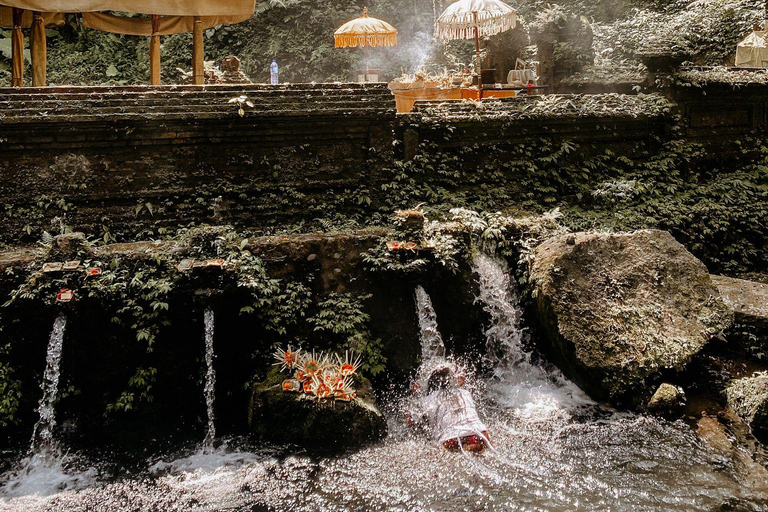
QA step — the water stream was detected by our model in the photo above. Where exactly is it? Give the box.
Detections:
[1,262,767,510]
[415,285,446,363]
[1,313,97,500]
[31,313,67,453]
[202,308,217,449]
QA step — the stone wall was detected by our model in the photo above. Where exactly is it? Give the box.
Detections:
[0,83,395,241]
[0,83,767,243]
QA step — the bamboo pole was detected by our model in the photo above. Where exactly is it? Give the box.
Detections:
[150,15,161,85]
[365,45,370,81]
[11,8,24,87]
[474,11,482,100]
[31,11,46,87]
[192,16,204,85]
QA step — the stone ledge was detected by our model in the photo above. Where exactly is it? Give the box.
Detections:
[712,275,768,329]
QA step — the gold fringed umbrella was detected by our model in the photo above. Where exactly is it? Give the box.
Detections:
[334,8,398,81]
[435,0,517,97]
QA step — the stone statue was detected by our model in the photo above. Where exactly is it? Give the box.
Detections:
[220,56,252,84]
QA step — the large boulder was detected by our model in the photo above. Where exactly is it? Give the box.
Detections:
[530,229,732,406]
[725,373,768,442]
[249,368,387,450]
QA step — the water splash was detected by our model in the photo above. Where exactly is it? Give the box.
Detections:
[1,279,765,509]
[202,308,217,449]
[414,286,446,363]
[471,252,591,416]
[1,313,97,498]
[473,252,531,369]
[31,313,67,452]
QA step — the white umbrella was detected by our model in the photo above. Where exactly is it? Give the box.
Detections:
[435,0,517,93]
[435,0,517,40]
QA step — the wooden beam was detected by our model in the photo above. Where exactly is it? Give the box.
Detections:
[192,16,204,85]
[150,15,161,85]
[11,8,24,87]
[31,11,47,87]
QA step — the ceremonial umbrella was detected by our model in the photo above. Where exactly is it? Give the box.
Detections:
[334,8,398,79]
[435,0,516,94]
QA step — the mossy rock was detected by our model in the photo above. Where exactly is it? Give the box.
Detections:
[529,229,732,407]
[725,373,768,442]
[646,383,686,417]
[248,367,387,450]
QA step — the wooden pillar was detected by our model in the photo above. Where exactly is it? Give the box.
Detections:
[11,8,24,87]
[192,16,204,85]
[31,11,47,87]
[150,15,161,85]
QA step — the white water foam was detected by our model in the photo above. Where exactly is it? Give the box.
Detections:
[1,452,96,499]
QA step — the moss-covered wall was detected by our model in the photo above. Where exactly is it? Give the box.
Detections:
[1,81,767,267]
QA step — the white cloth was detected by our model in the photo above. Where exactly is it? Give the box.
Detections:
[421,388,488,444]
[736,30,768,68]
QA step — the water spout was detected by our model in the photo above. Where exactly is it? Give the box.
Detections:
[31,313,67,453]
[414,285,446,363]
[202,307,217,448]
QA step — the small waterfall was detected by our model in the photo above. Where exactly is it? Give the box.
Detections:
[202,308,217,448]
[472,253,542,376]
[472,252,589,413]
[0,312,97,498]
[31,313,67,452]
[414,285,446,363]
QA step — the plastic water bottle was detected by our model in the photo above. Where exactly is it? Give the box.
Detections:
[270,60,279,85]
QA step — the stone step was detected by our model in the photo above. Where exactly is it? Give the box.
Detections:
[0,83,391,95]
[0,88,393,102]
[0,99,394,113]
[0,84,396,123]
[0,100,393,115]
[0,107,395,125]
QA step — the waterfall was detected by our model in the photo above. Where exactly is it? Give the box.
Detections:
[202,308,217,448]
[472,253,544,378]
[31,313,67,453]
[472,252,588,412]
[414,286,446,363]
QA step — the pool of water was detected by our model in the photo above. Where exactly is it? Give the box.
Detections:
[1,367,766,512]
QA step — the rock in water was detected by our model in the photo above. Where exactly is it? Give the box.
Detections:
[646,383,686,416]
[725,373,768,441]
[529,229,732,406]
[249,368,387,450]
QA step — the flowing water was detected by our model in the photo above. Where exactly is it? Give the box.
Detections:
[1,314,97,500]
[31,313,67,453]
[415,285,446,363]
[1,262,767,511]
[202,308,217,449]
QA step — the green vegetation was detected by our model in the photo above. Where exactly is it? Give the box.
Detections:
[0,349,22,428]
